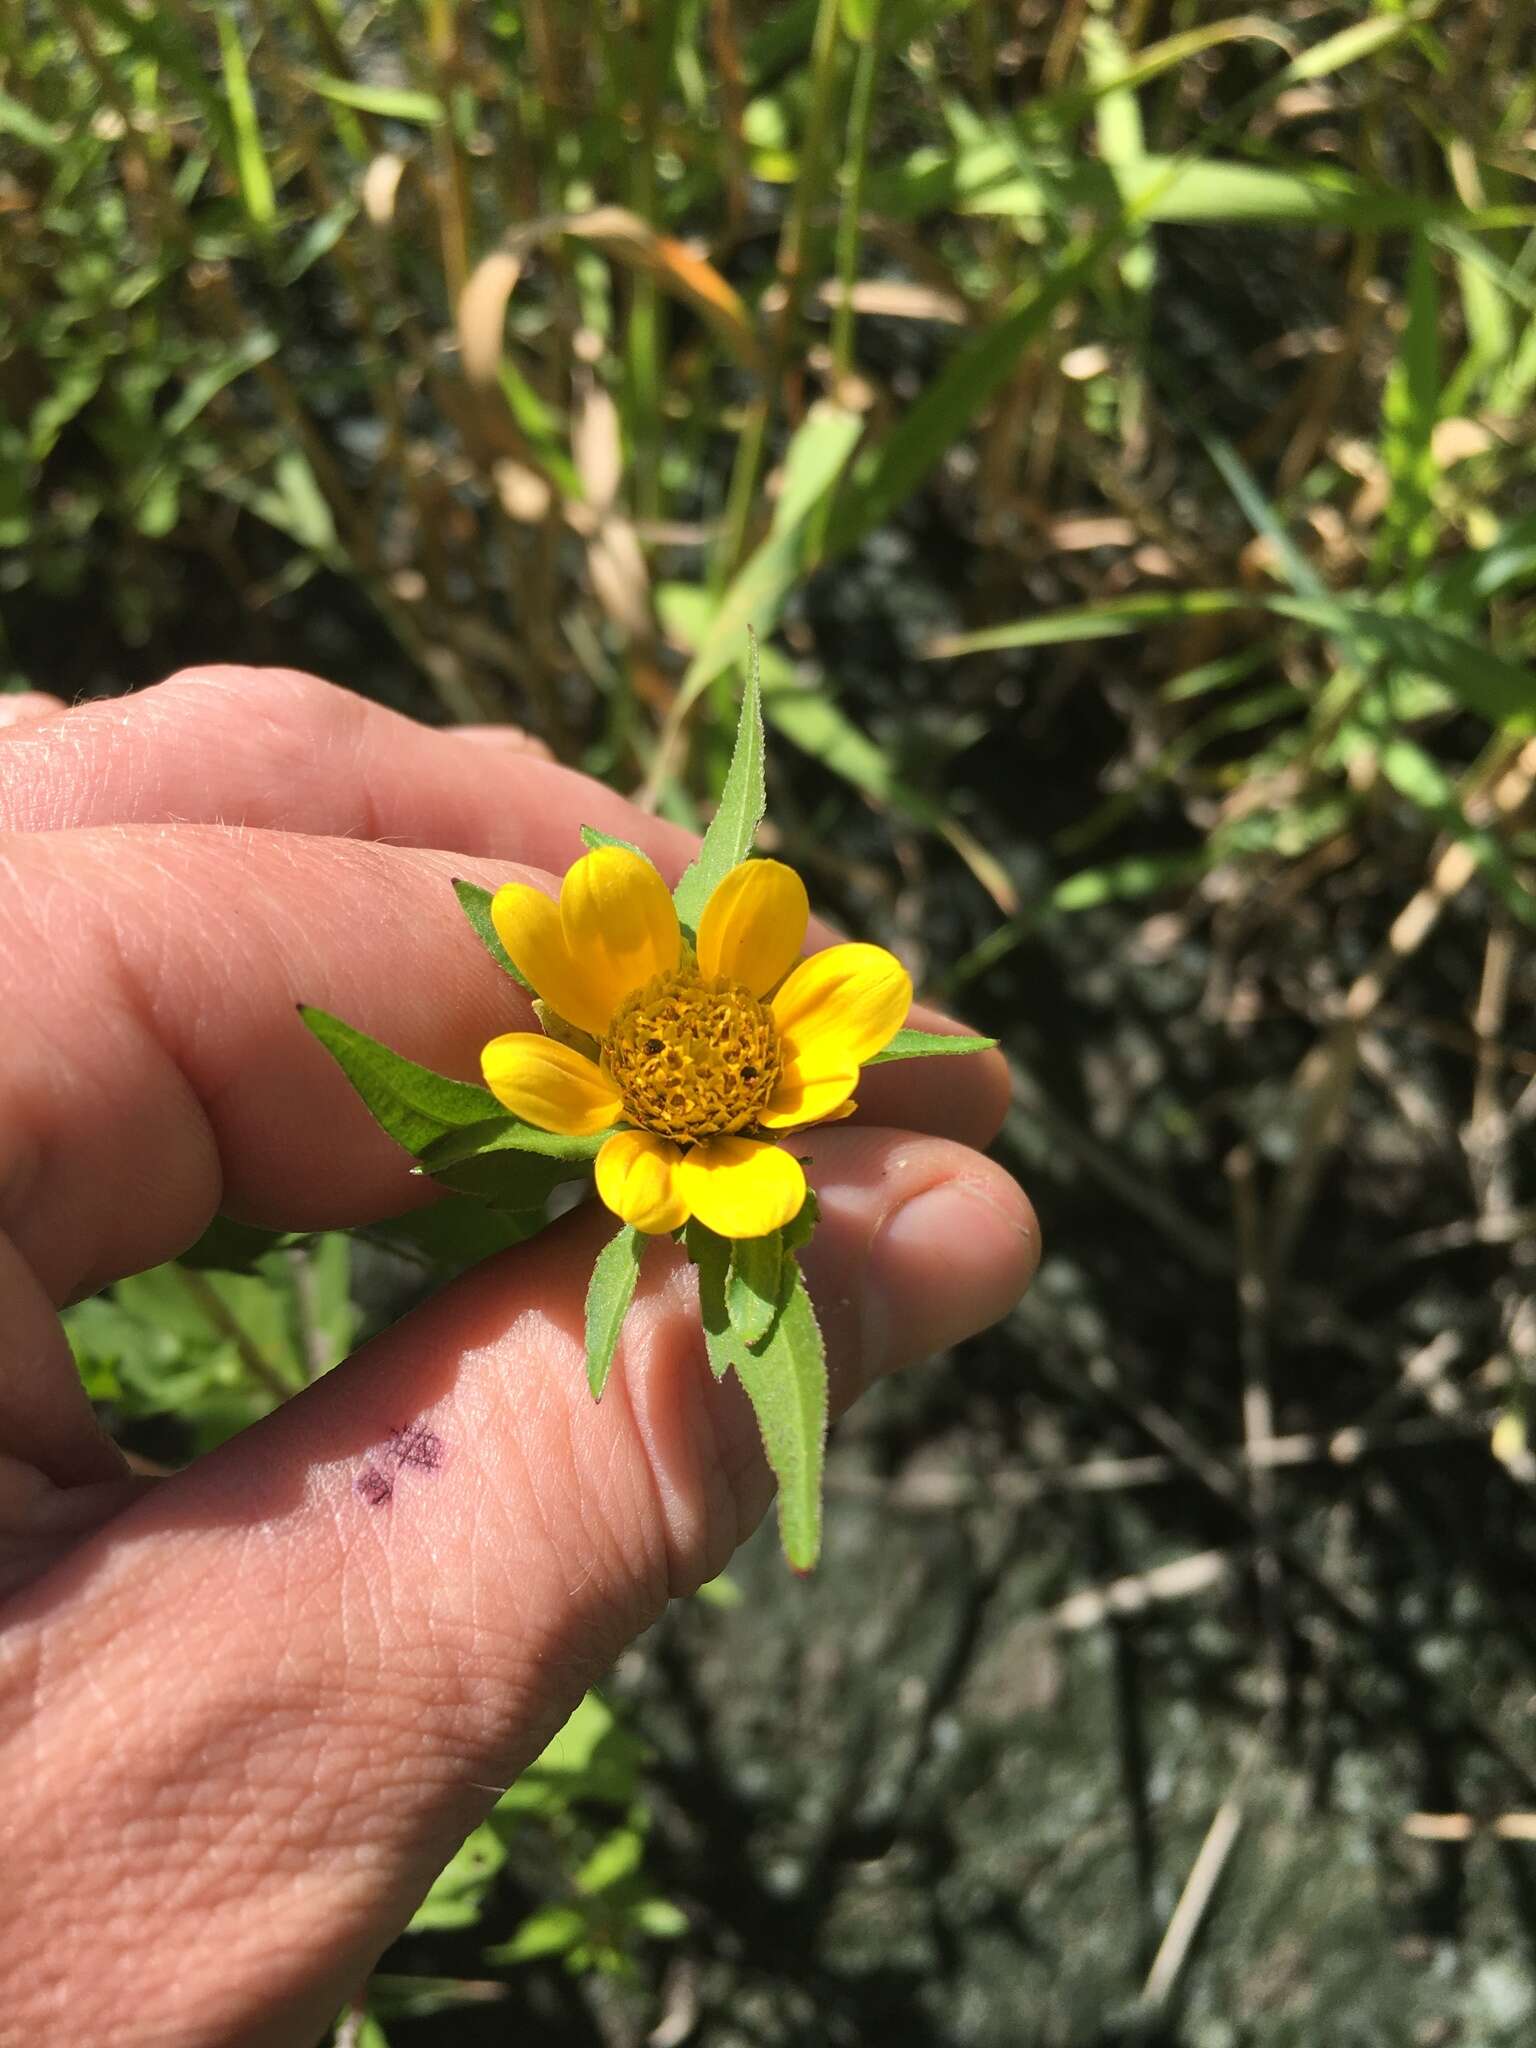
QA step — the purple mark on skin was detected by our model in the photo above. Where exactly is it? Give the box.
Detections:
[355,1465,393,1508]
[386,1423,445,1472]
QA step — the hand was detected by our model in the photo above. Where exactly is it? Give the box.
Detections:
[0,669,1037,2048]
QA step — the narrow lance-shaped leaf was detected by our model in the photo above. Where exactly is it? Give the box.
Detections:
[585,1226,646,1401]
[733,1256,829,1574]
[671,633,766,929]
[686,1222,735,1379]
[726,1231,784,1347]
[579,824,647,857]
[453,878,533,990]
[865,1028,998,1066]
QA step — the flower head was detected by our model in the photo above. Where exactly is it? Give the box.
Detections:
[480,847,912,1237]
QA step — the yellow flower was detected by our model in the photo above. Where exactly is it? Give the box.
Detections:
[480,847,912,1238]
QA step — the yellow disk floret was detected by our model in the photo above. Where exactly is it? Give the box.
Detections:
[604,967,781,1141]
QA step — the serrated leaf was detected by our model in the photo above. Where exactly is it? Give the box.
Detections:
[300,1006,500,1152]
[781,1188,821,1256]
[733,1257,829,1572]
[453,878,533,990]
[865,1028,999,1066]
[671,636,766,929]
[726,1231,783,1346]
[585,1224,645,1399]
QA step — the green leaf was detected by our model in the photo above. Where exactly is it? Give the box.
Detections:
[585,1225,645,1400]
[685,1221,735,1379]
[923,589,1245,658]
[453,878,532,989]
[213,3,276,228]
[297,71,445,124]
[579,824,646,857]
[828,232,1116,554]
[781,1188,821,1256]
[1266,598,1535,734]
[406,1823,506,1933]
[486,1904,587,1964]
[680,402,862,700]
[1377,231,1442,573]
[300,1007,500,1152]
[726,1231,783,1346]
[671,635,766,928]
[416,1116,609,1170]
[363,1195,545,1271]
[866,1027,998,1066]
[575,1823,644,1895]
[733,1257,829,1573]
[0,91,64,154]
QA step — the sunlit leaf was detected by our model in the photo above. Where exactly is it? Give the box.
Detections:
[584,1225,645,1400]
[733,1258,829,1572]
[866,1028,998,1065]
[672,635,766,929]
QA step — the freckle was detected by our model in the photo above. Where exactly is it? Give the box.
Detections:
[356,1466,393,1507]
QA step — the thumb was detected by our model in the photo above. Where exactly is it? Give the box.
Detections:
[0,1128,1035,2048]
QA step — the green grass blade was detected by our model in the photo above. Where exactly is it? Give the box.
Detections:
[828,230,1118,555]
[924,591,1246,658]
[214,3,276,227]
[1376,231,1442,574]
[681,402,862,702]
[297,71,445,123]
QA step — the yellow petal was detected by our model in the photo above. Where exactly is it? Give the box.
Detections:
[481,1032,622,1136]
[758,1061,858,1129]
[676,1137,806,1239]
[596,1129,689,1234]
[559,847,680,1028]
[490,883,614,1040]
[771,943,912,1073]
[695,858,809,996]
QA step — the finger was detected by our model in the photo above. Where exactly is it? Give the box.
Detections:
[0,666,680,861]
[0,1128,1036,2048]
[451,722,556,761]
[0,692,67,732]
[0,667,1006,1147]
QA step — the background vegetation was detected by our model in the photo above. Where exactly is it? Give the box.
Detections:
[5,0,1536,2040]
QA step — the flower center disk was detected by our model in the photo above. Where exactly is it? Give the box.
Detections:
[604,968,781,1141]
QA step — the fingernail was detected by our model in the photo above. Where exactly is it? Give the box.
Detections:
[862,1177,1039,1378]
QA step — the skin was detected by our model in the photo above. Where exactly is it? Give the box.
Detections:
[0,668,1038,2048]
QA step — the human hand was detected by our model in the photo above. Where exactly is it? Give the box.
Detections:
[0,669,1037,2047]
